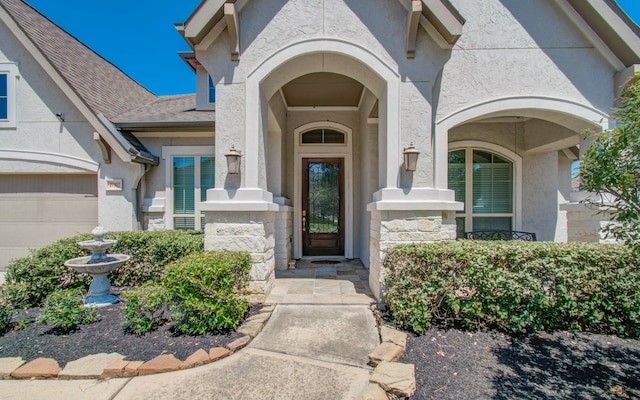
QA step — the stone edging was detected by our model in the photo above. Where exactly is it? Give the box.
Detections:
[360,307,416,399]
[0,305,275,381]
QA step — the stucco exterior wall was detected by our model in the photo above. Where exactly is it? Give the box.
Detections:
[439,0,614,120]
[1,20,141,233]
[0,21,101,169]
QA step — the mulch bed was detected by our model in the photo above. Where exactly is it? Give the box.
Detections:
[0,298,259,366]
[399,326,640,399]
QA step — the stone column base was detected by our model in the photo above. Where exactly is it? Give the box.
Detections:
[204,210,276,303]
[369,210,458,300]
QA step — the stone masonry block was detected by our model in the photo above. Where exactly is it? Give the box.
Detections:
[381,219,417,233]
[181,349,211,369]
[11,358,61,379]
[0,357,25,379]
[209,347,231,361]
[138,354,182,376]
[123,361,144,377]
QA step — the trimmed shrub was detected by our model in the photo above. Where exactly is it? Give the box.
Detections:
[5,230,203,307]
[5,235,92,308]
[37,289,98,332]
[384,241,640,337]
[121,285,170,335]
[163,251,251,335]
[106,230,204,287]
[0,290,15,332]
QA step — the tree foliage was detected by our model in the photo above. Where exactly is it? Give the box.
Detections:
[580,75,640,253]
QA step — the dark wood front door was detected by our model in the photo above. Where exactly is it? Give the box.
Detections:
[302,158,345,256]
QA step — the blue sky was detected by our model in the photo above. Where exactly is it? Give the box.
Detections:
[25,0,640,96]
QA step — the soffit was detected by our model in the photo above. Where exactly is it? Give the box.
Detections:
[566,0,640,67]
[281,73,364,107]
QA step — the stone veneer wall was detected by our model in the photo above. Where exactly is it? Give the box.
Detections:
[369,210,457,300]
[274,208,293,270]
[566,209,617,244]
[204,211,276,302]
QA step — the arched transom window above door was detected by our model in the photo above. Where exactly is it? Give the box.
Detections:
[300,129,346,145]
[448,146,518,238]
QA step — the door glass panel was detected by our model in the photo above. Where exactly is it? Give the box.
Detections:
[308,162,339,234]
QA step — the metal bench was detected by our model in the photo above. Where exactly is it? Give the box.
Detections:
[465,230,537,241]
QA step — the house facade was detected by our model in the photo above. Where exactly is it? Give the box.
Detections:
[1,0,639,300]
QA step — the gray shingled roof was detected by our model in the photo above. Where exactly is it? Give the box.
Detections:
[111,94,215,127]
[0,0,156,120]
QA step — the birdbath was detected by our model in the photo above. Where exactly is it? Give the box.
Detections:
[64,227,130,306]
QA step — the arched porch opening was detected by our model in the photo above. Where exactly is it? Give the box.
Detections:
[435,97,608,241]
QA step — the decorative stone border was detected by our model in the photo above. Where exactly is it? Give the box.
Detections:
[0,305,275,380]
[360,310,416,399]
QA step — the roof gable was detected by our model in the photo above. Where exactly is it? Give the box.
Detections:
[0,0,156,120]
[177,0,466,58]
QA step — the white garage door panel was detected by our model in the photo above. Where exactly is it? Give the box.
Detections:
[0,175,98,270]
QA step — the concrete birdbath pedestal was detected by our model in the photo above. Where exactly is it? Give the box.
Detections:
[64,227,130,306]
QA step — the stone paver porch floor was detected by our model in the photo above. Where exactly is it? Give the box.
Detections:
[265,258,376,305]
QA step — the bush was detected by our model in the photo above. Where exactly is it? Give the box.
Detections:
[5,230,203,308]
[121,285,170,335]
[384,241,640,337]
[106,230,204,287]
[37,289,98,332]
[0,290,15,332]
[163,251,251,335]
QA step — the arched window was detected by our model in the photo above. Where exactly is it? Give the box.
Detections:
[448,148,515,238]
[301,129,345,144]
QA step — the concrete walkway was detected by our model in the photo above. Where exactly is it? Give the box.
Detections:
[0,304,380,400]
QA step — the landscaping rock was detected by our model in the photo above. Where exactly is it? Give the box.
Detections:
[370,362,416,398]
[123,361,144,377]
[380,325,407,349]
[226,335,251,352]
[138,355,183,376]
[209,347,231,361]
[0,357,25,379]
[11,357,61,379]
[360,382,389,400]
[237,321,264,337]
[59,353,124,379]
[103,359,130,378]
[181,349,210,369]
[368,342,404,366]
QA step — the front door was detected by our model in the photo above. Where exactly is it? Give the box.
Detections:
[302,158,345,256]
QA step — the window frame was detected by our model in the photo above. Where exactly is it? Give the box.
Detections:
[448,141,522,233]
[162,146,215,230]
[0,63,18,129]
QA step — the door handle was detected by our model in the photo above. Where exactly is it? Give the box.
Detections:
[302,216,306,232]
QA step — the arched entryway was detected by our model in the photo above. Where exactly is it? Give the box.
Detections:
[435,97,609,242]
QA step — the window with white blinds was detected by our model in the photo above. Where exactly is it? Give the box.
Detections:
[448,148,514,237]
[172,156,215,231]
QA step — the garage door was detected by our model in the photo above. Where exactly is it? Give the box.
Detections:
[0,174,98,270]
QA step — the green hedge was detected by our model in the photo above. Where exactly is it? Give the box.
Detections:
[5,230,203,307]
[384,241,640,337]
[120,284,170,335]
[163,251,251,335]
[0,289,14,332]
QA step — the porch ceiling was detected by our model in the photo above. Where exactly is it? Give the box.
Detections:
[280,73,364,107]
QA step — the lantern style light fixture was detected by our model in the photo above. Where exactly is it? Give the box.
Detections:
[403,142,420,172]
[225,145,242,174]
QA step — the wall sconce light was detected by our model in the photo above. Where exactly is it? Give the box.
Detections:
[403,143,420,172]
[225,145,242,174]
